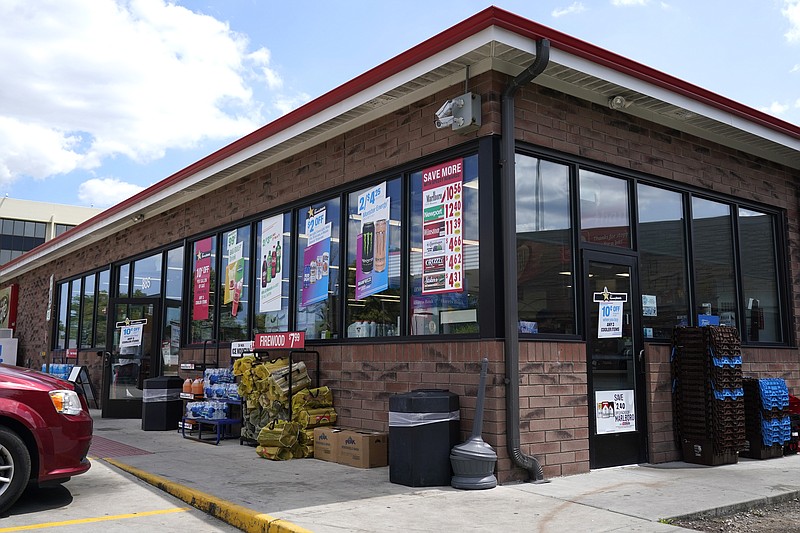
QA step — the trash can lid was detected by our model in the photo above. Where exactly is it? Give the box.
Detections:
[389,389,459,413]
[143,375,184,388]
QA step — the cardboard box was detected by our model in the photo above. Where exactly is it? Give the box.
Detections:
[313,426,342,463]
[337,429,388,468]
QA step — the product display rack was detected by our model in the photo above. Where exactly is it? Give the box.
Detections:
[181,398,242,445]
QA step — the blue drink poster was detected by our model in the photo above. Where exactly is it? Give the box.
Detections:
[356,182,390,300]
[301,208,331,306]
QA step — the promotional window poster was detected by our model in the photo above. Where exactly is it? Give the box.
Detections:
[355,182,390,300]
[260,214,284,313]
[193,237,212,320]
[301,208,332,306]
[421,158,464,295]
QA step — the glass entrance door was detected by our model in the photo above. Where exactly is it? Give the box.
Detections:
[584,251,647,468]
[101,298,160,418]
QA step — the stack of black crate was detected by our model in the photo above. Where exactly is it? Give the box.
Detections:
[742,377,791,459]
[672,326,745,465]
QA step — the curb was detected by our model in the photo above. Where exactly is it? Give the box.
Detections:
[102,457,312,533]
[666,490,800,522]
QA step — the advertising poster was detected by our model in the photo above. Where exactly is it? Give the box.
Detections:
[119,324,143,348]
[301,208,332,306]
[595,389,637,434]
[260,214,284,313]
[421,159,464,295]
[356,182,390,300]
[594,287,627,339]
[193,237,212,320]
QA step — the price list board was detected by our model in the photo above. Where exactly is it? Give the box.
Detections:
[421,158,464,295]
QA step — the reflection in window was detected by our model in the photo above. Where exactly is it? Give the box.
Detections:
[94,269,109,348]
[579,170,630,248]
[132,252,162,297]
[637,185,688,339]
[346,178,402,338]
[296,199,340,339]
[56,283,68,349]
[190,236,216,343]
[219,226,250,342]
[739,208,781,342]
[409,155,479,336]
[80,274,95,348]
[515,155,575,334]
[163,246,183,375]
[255,213,291,333]
[69,280,80,349]
[692,198,736,329]
[118,263,130,297]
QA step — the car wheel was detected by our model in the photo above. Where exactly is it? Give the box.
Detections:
[0,427,32,515]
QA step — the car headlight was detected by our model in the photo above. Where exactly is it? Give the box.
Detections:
[49,390,83,415]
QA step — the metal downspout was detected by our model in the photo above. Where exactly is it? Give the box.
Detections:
[500,38,550,482]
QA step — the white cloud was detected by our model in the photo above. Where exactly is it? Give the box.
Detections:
[552,2,587,17]
[611,0,649,6]
[760,101,790,116]
[792,64,800,73]
[785,1,800,42]
[273,93,312,116]
[0,0,286,188]
[78,177,146,207]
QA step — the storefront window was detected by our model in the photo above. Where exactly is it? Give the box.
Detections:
[163,246,183,375]
[80,274,95,348]
[254,213,291,334]
[94,269,109,348]
[68,279,80,349]
[409,155,479,335]
[692,198,736,328]
[738,208,781,343]
[579,170,630,248]
[219,226,250,342]
[637,185,689,339]
[190,236,216,343]
[117,263,130,297]
[296,198,340,339]
[515,155,575,335]
[345,178,402,338]
[55,282,68,349]
[132,252,162,297]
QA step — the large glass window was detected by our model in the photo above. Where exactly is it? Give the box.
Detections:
[579,170,630,248]
[254,213,291,334]
[55,283,68,349]
[738,208,781,343]
[80,274,95,348]
[190,236,216,343]
[132,252,162,297]
[409,155,479,336]
[219,226,250,342]
[692,198,737,329]
[68,280,81,349]
[637,185,689,339]
[296,198,341,339]
[94,269,109,348]
[345,178,402,338]
[163,246,183,375]
[515,155,575,334]
[117,263,130,297]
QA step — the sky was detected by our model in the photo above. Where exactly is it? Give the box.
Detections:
[0,0,798,209]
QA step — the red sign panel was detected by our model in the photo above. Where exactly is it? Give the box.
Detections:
[66,348,77,359]
[254,331,305,350]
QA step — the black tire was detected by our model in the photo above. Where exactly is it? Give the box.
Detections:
[0,426,32,515]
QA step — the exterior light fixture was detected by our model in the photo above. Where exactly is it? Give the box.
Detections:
[608,95,629,110]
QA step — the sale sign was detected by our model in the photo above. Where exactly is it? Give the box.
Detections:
[421,159,463,295]
[193,237,212,320]
[356,182,390,300]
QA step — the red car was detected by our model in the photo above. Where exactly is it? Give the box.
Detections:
[0,364,93,514]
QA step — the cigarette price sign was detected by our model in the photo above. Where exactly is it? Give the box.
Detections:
[421,158,464,295]
[254,332,305,350]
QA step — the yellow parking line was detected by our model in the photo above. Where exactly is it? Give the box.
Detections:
[0,507,189,531]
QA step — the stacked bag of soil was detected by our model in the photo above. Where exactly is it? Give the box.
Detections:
[233,355,336,460]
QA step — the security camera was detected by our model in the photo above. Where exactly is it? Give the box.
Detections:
[435,115,454,129]
[435,99,455,119]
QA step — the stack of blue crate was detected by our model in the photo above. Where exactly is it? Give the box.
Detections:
[742,377,790,458]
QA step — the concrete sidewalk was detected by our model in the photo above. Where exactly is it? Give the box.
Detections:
[88,411,800,532]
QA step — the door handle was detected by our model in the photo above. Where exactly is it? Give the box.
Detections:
[638,349,644,364]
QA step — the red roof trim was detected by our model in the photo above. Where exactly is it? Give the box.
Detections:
[4,6,797,273]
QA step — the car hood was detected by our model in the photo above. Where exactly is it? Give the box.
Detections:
[0,363,73,391]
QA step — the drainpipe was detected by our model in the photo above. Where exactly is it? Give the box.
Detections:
[500,38,550,483]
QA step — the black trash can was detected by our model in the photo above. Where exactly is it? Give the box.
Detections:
[389,389,460,487]
[142,376,184,431]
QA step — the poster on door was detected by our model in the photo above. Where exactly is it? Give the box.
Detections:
[595,389,636,434]
[260,214,284,313]
[193,237,212,320]
[594,287,627,339]
[421,158,463,295]
[119,324,143,348]
[301,208,332,306]
[356,182,390,300]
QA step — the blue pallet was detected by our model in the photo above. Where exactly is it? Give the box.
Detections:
[760,415,791,445]
[758,378,789,410]
[712,386,744,401]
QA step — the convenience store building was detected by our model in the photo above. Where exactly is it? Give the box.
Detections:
[1,7,799,482]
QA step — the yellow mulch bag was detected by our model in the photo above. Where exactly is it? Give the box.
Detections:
[291,386,333,412]
[294,407,337,429]
[257,420,300,448]
[256,445,293,461]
